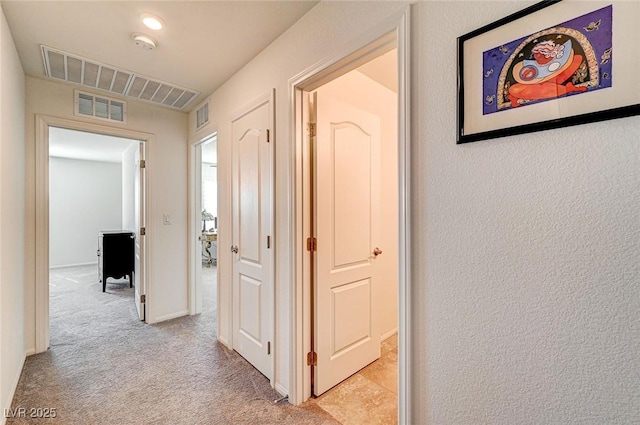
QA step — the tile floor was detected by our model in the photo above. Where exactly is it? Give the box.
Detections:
[311,334,398,425]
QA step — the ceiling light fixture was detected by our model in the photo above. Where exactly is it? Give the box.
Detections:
[141,14,164,31]
[131,33,157,50]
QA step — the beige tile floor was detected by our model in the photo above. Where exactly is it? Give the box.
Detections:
[311,334,398,425]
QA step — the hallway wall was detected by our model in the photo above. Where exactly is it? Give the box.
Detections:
[412,1,640,424]
[0,7,26,424]
[24,77,190,352]
[189,0,410,397]
[192,1,640,423]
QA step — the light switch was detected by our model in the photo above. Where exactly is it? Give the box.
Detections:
[163,214,172,225]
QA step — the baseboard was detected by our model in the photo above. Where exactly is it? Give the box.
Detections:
[49,262,97,270]
[150,310,189,324]
[1,351,26,425]
[217,335,231,349]
[275,382,288,398]
[381,327,398,341]
[25,348,36,357]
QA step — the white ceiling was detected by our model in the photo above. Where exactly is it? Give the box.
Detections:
[357,49,398,93]
[49,127,138,163]
[1,1,318,111]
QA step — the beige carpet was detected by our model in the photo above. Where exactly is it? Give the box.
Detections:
[7,265,339,425]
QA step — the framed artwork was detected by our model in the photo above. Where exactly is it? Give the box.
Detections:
[457,0,640,144]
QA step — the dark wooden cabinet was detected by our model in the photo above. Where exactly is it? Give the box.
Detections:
[98,231,135,292]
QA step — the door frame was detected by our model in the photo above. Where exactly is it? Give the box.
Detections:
[188,132,218,320]
[287,6,411,420]
[35,114,152,353]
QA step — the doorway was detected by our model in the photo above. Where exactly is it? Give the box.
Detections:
[34,115,152,353]
[192,134,219,331]
[48,127,145,333]
[289,16,411,423]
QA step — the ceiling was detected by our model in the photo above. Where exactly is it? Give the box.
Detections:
[1,1,318,111]
[49,127,138,163]
[357,49,397,93]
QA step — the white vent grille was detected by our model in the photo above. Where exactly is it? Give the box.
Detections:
[42,45,199,110]
[196,102,209,130]
[74,90,127,123]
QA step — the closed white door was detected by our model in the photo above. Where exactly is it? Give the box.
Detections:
[134,143,146,321]
[313,92,382,395]
[231,94,274,380]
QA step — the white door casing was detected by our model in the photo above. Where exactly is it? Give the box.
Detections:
[134,143,146,321]
[313,92,382,395]
[231,92,274,380]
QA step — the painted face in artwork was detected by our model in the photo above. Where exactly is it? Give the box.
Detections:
[507,38,587,107]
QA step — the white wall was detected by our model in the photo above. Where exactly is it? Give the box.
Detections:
[121,141,138,233]
[25,77,189,352]
[191,1,640,422]
[49,157,122,267]
[0,6,26,424]
[316,69,399,339]
[412,2,640,424]
[189,0,409,398]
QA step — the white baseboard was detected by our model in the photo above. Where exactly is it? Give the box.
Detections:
[149,310,189,324]
[217,335,231,349]
[25,348,36,357]
[275,382,288,398]
[381,327,398,341]
[49,262,97,270]
[1,351,26,425]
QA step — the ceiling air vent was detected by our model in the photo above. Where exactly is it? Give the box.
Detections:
[196,102,210,130]
[41,45,200,110]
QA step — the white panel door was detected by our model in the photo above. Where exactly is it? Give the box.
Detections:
[314,93,381,395]
[134,143,146,321]
[231,95,274,380]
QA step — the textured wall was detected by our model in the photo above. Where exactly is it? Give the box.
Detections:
[0,6,25,423]
[24,77,189,351]
[412,1,640,424]
[189,0,410,394]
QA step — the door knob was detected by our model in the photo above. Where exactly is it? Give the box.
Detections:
[231,245,239,253]
[373,247,383,257]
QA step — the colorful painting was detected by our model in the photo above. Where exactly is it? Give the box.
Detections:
[482,5,612,115]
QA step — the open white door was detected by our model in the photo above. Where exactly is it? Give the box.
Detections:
[134,143,146,321]
[231,94,274,380]
[313,92,381,395]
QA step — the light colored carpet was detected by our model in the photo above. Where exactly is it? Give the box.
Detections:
[7,265,339,425]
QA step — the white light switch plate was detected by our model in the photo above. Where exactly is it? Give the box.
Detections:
[163,214,171,225]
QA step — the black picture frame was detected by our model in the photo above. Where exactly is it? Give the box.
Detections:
[457,0,640,144]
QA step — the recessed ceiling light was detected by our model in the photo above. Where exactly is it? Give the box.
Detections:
[141,14,164,31]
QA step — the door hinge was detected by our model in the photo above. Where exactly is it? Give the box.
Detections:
[267,235,271,249]
[267,341,271,355]
[307,122,316,138]
[140,159,146,169]
[306,237,317,252]
[266,129,270,143]
[140,294,146,303]
[307,351,317,366]
[140,227,146,236]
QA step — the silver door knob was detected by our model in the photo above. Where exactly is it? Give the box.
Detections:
[373,247,383,257]
[231,245,239,253]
